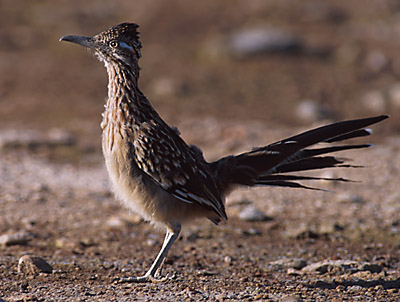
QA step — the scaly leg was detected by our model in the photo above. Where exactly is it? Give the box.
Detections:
[117,225,181,283]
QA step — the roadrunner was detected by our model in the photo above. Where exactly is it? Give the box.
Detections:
[60,23,388,282]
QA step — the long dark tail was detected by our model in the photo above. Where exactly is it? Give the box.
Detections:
[210,115,388,194]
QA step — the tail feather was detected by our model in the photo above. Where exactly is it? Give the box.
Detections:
[324,129,372,143]
[210,115,388,194]
[274,156,346,173]
[254,180,325,191]
[300,144,370,159]
[256,174,352,182]
[255,175,353,191]
[276,115,387,148]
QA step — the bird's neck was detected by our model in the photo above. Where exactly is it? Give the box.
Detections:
[106,62,139,101]
[102,62,162,131]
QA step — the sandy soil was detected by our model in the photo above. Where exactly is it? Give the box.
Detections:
[0,119,399,301]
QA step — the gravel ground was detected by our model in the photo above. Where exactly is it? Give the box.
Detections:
[1,1,400,300]
[0,119,399,301]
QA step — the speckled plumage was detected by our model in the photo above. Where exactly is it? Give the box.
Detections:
[85,24,227,227]
[60,23,388,282]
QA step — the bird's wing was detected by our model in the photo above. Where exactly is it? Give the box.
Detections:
[131,120,227,220]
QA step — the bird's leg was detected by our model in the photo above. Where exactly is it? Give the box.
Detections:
[117,225,181,283]
[153,232,170,278]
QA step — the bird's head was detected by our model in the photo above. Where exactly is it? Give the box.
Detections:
[60,23,142,68]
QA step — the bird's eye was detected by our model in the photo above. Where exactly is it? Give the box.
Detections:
[109,41,119,48]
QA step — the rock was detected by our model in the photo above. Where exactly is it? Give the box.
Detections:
[348,285,363,292]
[203,27,302,60]
[285,223,319,239]
[238,206,271,222]
[227,26,302,57]
[335,193,365,204]
[365,50,388,73]
[281,294,304,302]
[151,78,177,97]
[361,91,386,114]
[47,128,76,146]
[387,83,400,108]
[296,100,335,122]
[241,228,262,236]
[120,213,142,224]
[18,255,53,275]
[296,100,320,122]
[302,260,383,275]
[319,222,345,235]
[106,213,142,229]
[54,238,74,249]
[287,268,303,276]
[106,216,126,228]
[145,238,159,247]
[0,130,38,149]
[224,256,234,264]
[0,232,31,246]
[291,258,308,270]
[302,260,359,274]
[0,129,75,150]
[267,258,307,271]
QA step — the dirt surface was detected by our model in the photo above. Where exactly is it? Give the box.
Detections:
[1,1,400,301]
[1,121,399,301]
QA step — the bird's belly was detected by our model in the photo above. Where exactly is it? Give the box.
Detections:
[102,133,220,229]
[102,141,156,221]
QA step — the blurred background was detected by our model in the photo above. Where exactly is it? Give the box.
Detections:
[1,3,400,298]
[0,0,398,160]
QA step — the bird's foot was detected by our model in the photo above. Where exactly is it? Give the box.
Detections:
[114,273,169,283]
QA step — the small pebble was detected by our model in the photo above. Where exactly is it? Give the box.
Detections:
[302,260,383,276]
[0,129,75,150]
[224,256,234,264]
[242,228,262,236]
[18,255,53,275]
[106,216,126,228]
[361,91,386,113]
[292,259,308,270]
[335,193,364,204]
[285,224,318,239]
[388,83,400,108]
[268,258,307,271]
[296,100,334,122]
[145,238,158,247]
[238,206,271,222]
[281,294,303,302]
[365,50,387,72]
[287,268,302,276]
[228,26,302,57]
[302,260,357,274]
[0,232,31,246]
[348,285,363,292]
[106,214,142,229]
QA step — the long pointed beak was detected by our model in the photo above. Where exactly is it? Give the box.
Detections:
[59,35,96,49]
